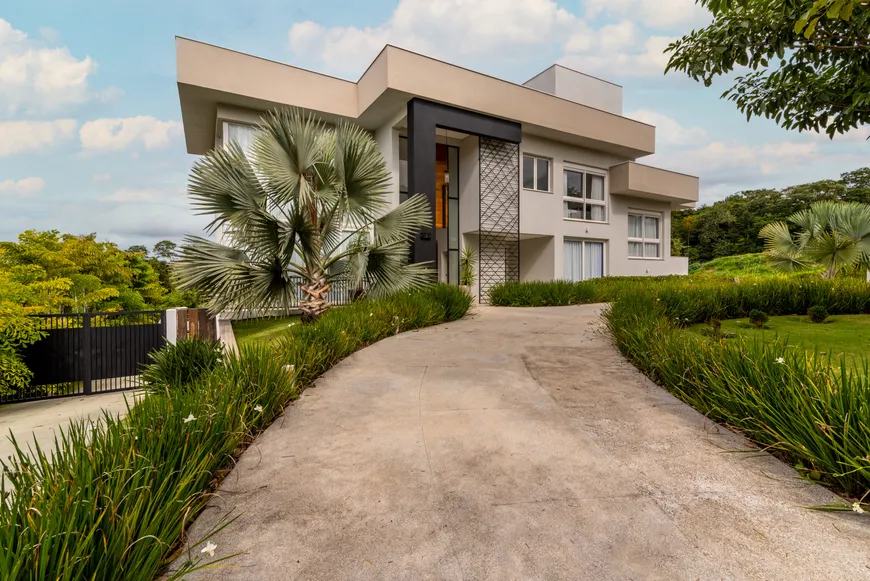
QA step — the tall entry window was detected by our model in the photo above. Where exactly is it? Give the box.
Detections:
[564,239,605,281]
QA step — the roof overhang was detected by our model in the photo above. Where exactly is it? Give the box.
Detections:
[609,162,699,208]
[176,38,657,159]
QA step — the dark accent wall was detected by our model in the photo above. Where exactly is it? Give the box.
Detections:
[407,98,521,264]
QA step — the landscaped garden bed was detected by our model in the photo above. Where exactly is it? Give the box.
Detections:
[0,284,472,581]
[488,276,870,508]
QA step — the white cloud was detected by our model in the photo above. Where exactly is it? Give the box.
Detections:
[0,19,97,114]
[0,177,45,195]
[79,117,182,152]
[585,0,711,30]
[626,110,707,146]
[646,139,823,202]
[101,187,184,204]
[809,125,870,143]
[289,0,577,75]
[561,31,677,77]
[0,119,77,156]
[92,173,111,183]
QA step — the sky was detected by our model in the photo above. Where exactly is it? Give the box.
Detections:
[0,0,867,250]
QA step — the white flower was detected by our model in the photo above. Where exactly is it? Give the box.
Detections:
[853,502,865,514]
[254,405,263,413]
[183,414,196,423]
[369,312,373,316]
[287,322,296,327]
[283,364,295,373]
[201,541,217,557]
[775,357,785,364]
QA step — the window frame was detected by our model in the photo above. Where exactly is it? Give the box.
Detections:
[562,166,607,223]
[563,238,607,282]
[522,154,551,193]
[627,211,662,260]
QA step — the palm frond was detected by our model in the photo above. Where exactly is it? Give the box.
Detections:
[759,221,812,272]
[174,235,298,315]
[188,141,267,236]
[333,120,392,224]
[373,194,433,245]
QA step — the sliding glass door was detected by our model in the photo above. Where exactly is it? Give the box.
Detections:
[563,239,605,281]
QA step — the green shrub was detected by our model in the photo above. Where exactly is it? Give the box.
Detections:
[748,309,769,328]
[0,303,46,396]
[0,283,472,580]
[141,337,223,392]
[488,280,596,307]
[604,284,870,501]
[808,304,830,323]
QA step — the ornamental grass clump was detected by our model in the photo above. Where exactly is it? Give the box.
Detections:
[748,309,769,328]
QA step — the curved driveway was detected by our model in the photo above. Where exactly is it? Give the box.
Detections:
[182,305,870,580]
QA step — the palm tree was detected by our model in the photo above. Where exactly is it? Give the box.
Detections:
[175,107,434,322]
[760,201,870,279]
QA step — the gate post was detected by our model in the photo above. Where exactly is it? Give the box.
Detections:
[82,313,92,395]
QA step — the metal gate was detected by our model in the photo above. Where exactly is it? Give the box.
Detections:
[7,310,167,403]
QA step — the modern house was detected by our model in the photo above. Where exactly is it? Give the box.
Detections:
[176,38,699,301]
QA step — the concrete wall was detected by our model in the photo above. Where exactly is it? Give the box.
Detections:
[518,134,687,280]
[523,65,623,116]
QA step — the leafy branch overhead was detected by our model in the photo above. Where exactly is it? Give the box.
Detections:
[666,0,870,136]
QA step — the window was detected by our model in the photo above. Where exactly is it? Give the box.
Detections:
[564,240,605,281]
[563,169,606,222]
[628,212,661,259]
[522,154,550,192]
[224,122,258,153]
[399,136,408,203]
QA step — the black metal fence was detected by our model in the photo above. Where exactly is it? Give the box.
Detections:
[6,310,167,404]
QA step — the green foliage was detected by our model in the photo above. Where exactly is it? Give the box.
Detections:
[276,284,471,387]
[460,247,476,286]
[141,338,224,393]
[0,302,46,395]
[176,107,434,322]
[760,201,870,278]
[692,253,785,277]
[808,304,830,323]
[0,230,192,314]
[488,280,597,307]
[232,317,300,348]
[748,309,770,328]
[0,283,471,580]
[603,279,870,501]
[666,0,870,136]
[671,168,870,264]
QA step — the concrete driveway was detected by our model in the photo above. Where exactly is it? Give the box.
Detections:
[180,305,870,580]
[0,391,138,464]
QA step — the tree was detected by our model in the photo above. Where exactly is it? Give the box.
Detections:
[152,240,177,262]
[175,107,433,322]
[760,201,870,277]
[127,245,149,256]
[666,0,870,137]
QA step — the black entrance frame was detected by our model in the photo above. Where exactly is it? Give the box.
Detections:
[406,98,522,264]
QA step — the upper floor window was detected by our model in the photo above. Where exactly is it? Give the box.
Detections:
[564,170,606,222]
[628,212,661,259]
[224,122,258,152]
[399,135,409,203]
[523,154,550,192]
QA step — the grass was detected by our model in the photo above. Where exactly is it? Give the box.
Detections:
[232,316,300,348]
[0,284,472,581]
[690,253,827,277]
[688,314,870,364]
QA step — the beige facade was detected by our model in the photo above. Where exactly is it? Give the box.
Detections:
[177,37,699,298]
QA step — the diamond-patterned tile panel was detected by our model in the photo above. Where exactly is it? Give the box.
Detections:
[479,138,520,303]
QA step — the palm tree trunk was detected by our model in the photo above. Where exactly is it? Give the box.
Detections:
[299,275,331,323]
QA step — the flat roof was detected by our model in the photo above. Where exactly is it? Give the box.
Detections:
[176,38,656,158]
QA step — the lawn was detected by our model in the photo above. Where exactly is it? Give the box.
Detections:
[688,314,870,363]
[232,316,299,348]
